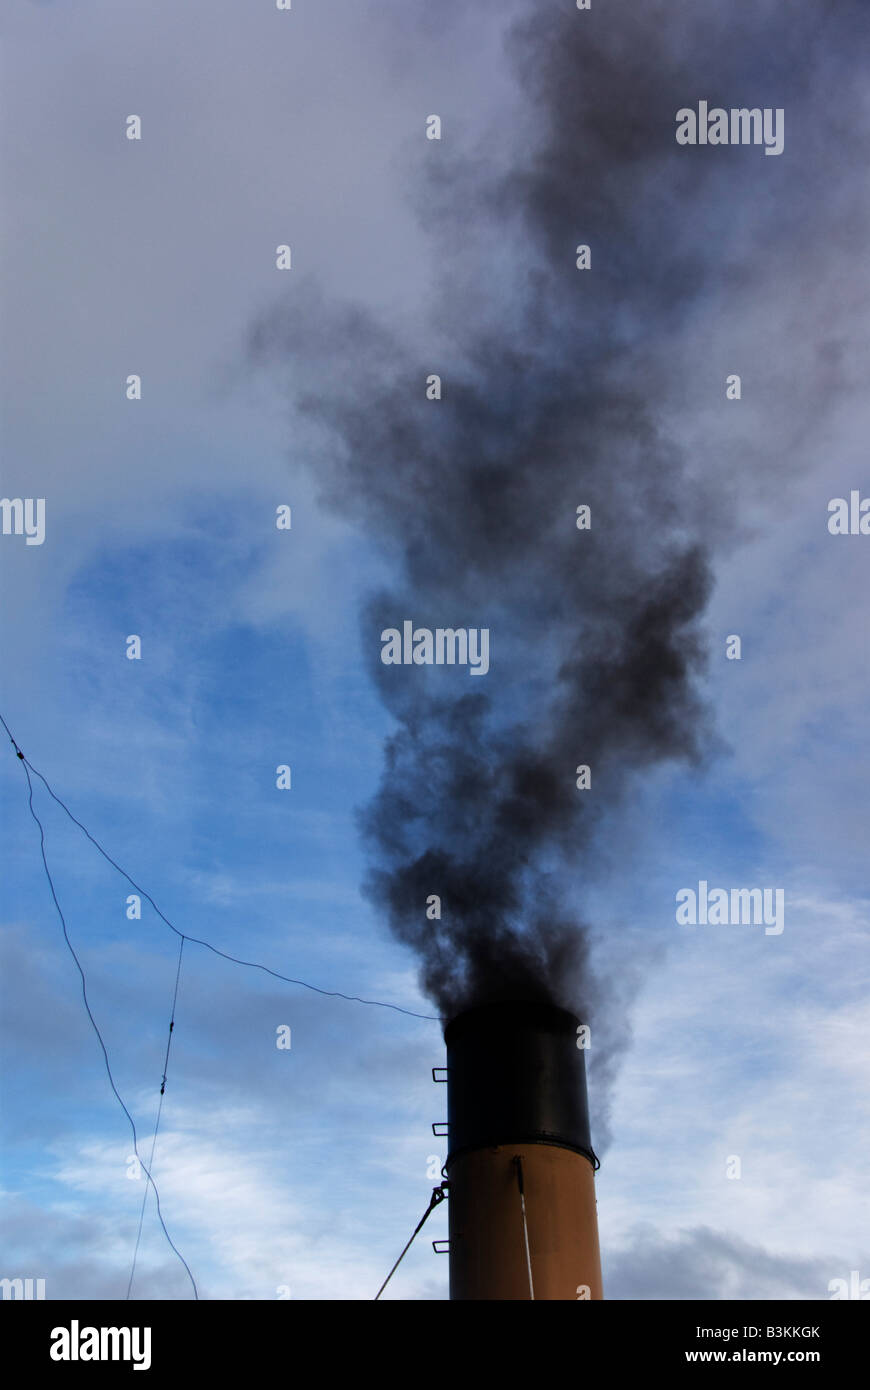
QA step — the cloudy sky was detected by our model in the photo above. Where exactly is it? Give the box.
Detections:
[1,0,868,1301]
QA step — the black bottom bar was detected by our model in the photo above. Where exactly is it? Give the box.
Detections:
[6,1299,864,1375]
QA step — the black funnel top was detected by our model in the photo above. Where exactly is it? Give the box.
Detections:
[443,1000,595,1166]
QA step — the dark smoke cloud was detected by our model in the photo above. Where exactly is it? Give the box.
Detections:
[248,1,868,1032]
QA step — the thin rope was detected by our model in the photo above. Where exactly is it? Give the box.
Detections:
[16,754,198,1298]
[0,713,440,1023]
[126,934,186,1300]
[514,1156,535,1301]
[374,1184,447,1299]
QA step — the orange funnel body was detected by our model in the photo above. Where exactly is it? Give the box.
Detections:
[444,1002,603,1301]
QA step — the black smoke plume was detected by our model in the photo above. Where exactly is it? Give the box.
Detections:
[249,1,867,1035]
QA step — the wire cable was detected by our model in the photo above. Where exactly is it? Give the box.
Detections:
[0,713,441,1023]
[15,753,198,1299]
[126,934,186,1300]
[514,1155,535,1300]
[374,1183,447,1300]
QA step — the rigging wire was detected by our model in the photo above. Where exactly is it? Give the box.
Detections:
[15,751,198,1298]
[374,1183,448,1300]
[2,712,452,1300]
[0,712,441,1023]
[126,934,186,1300]
[514,1155,535,1301]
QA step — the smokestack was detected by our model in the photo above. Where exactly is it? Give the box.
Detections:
[443,1000,602,1300]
